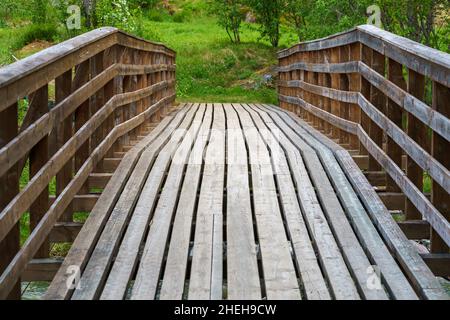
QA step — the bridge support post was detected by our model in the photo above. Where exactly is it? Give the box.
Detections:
[348,43,361,150]
[431,81,450,253]
[29,85,51,258]
[56,70,74,222]
[385,59,406,193]
[0,103,21,299]
[74,61,91,195]
[405,70,427,220]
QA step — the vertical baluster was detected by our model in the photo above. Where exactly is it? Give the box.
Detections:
[122,48,132,146]
[317,50,325,131]
[430,81,450,253]
[368,50,385,171]
[323,50,332,135]
[0,102,21,299]
[73,61,90,195]
[386,59,406,193]
[405,69,426,220]
[91,52,105,156]
[29,85,50,258]
[330,47,341,139]
[103,47,117,158]
[312,51,319,128]
[55,70,74,222]
[349,43,361,150]
[339,45,350,145]
[114,46,125,153]
[360,45,372,163]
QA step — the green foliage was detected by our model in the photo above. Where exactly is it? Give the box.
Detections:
[284,0,313,41]
[376,0,450,49]
[31,0,49,24]
[246,0,284,47]
[211,0,245,43]
[19,24,58,45]
[96,0,139,33]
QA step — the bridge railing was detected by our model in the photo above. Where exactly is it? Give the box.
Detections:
[0,27,176,299]
[278,25,449,261]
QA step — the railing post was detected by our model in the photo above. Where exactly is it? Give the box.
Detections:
[405,69,427,220]
[91,52,105,160]
[431,81,450,253]
[360,45,372,158]
[103,46,118,157]
[73,61,91,195]
[330,47,341,139]
[339,45,351,145]
[0,103,21,299]
[55,70,74,222]
[386,59,406,193]
[368,50,385,171]
[29,85,50,258]
[349,43,361,150]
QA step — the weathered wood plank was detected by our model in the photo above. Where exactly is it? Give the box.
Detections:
[71,105,197,300]
[0,103,20,300]
[188,104,226,300]
[258,105,359,300]
[270,105,421,299]
[0,83,174,245]
[22,259,63,282]
[44,106,182,300]
[430,81,450,253]
[235,103,304,300]
[55,70,74,222]
[101,104,204,301]
[245,104,330,300]
[337,134,448,300]
[263,105,403,299]
[159,104,214,300]
[223,104,262,300]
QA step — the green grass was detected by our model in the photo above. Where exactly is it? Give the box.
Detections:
[140,17,296,103]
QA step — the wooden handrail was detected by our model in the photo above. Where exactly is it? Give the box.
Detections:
[278,25,450,86]
[278,26,450,262]
[0,28,176,299]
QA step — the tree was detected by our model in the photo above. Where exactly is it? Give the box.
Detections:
[212,0,245,43]
[376,0,449,48]
[284,0,313,41]
[247,0,284,47]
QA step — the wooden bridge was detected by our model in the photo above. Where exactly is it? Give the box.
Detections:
[0,25,448,300]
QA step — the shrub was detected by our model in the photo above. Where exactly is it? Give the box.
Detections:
[96,0,139,33]
[18,24,58,46]
[211,0,245,43]
[173,10,190,23]
[246,0,283,47]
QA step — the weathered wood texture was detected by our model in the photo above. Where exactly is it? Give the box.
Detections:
[278,25,450,265]
[41,104,448,300]
[0,28,176,299]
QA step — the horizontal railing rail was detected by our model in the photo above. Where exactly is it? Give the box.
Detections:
[278,25,449,270]
[0,27,176,299]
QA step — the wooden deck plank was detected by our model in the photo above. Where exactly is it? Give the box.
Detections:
[158,105,214,300]
[45,105,188,300]
[234,104,301,300]
[242,104,331,300]
[46,102,448,301]
[251,105,360,300]
[265,104,419,300]
[189,104,226,300]
[129,104,206,300]
[261,104,391,300]
[223,104,262,300]
[70,104,199,300]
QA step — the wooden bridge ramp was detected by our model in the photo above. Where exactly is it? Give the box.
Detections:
[44,103,447,300]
